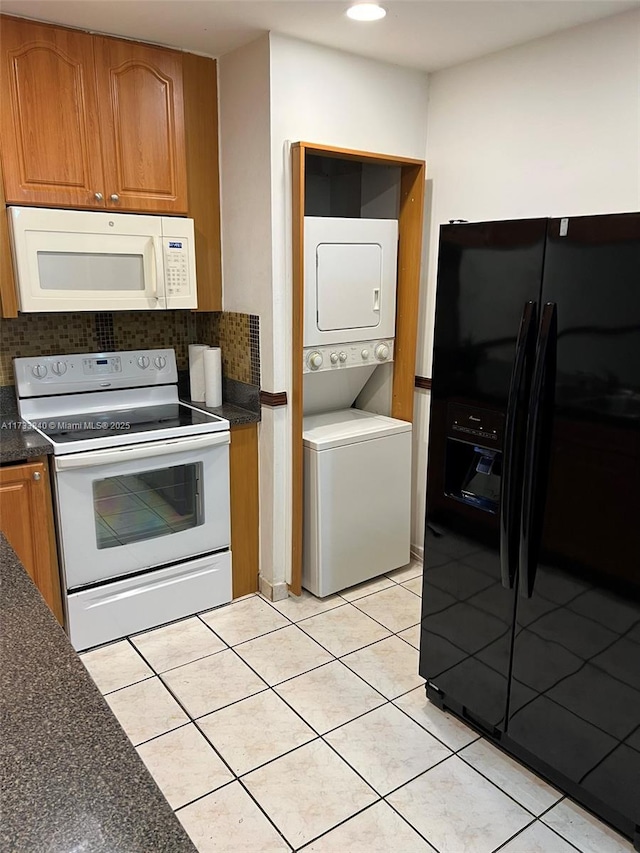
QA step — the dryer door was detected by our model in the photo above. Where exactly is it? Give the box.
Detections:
[317,242,382,332]
[304,217,398,347]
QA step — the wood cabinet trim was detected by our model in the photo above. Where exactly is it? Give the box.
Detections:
[290,142,425,595]
[0,174,18,317]
[293,141,424,167]
[415,375,432,390]
[229,423,259,598]
[290,144,305,597]
[391,161,426,421]
[260,391,288,408]
[183,52,222,311]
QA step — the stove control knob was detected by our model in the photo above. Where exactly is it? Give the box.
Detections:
[339,351,348,363]
[137,356,150,369]
[51,361,67,376]
[31,364,48,379]
[307,351,323,370]
[154,356,167,370]
[330,352,339,365]
[361,349,370,360]
[375,343,390,361]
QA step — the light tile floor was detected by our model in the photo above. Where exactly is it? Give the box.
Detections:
[81,562,635,853]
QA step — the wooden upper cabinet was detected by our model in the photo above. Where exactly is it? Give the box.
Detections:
[93,37,187,214]
[0,17,188,214]
[0,16,105,208]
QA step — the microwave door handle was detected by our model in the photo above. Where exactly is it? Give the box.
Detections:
[151,236,165,307]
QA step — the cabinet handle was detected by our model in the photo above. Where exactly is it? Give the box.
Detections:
[110,193,120,203]
[94,192,104,202]
[32,471,41,482]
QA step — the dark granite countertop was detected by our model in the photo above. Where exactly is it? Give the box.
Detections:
[180,397,260,426]
[0,380,259,465]
[179,375,260,427]
[0,534,197,853]
[0,422,53,464]
[0,387,53,464]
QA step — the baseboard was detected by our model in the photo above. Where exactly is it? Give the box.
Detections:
[410,544,424,561]
[259,576,289,602]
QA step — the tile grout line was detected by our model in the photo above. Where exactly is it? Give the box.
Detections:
[85,579,606,853]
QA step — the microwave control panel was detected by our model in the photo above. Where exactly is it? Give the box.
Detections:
[164,239,189,297]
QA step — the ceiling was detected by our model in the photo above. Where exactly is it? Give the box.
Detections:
[1,0,638,72]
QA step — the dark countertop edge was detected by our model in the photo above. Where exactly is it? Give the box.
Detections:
[0,385,260,465]
[0,532,196,853]
[0,423,54,465]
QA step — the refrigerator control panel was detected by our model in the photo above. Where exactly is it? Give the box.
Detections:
[447,403,504,446]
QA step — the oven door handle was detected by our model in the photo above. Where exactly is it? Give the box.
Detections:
[54,432,230,471]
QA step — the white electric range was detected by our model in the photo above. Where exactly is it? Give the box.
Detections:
[15,348,232,651]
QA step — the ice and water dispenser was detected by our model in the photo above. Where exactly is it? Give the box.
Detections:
[444,404,504,512]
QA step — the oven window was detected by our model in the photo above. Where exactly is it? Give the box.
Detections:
[92,463,203,549]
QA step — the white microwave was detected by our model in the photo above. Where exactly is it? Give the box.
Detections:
[8,206,197,312]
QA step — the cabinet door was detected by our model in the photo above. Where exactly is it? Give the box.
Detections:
[94,37,188,214]
[0,459,63,623]
[0,16,105,208]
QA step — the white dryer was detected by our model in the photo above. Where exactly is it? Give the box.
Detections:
[303,409,412,597]
[304,216,398,347]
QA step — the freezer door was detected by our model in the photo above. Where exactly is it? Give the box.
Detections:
[420,218,547,732]
[507,213,640,841]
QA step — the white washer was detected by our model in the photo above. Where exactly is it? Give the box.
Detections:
[303,409,412,597]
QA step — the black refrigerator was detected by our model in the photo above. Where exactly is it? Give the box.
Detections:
[419,213,640,849]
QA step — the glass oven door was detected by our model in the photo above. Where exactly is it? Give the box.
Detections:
[54,433,229,589]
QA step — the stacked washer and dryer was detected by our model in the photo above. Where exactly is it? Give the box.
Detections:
[302,216,412,597]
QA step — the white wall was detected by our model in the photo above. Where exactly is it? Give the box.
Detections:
[218,33,429,592]
[412,9,640,555]
[218,35,273,381]
[269,34,430,585]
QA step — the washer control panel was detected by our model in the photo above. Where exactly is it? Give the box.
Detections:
[303,340,394,374]
[14,349,178,397]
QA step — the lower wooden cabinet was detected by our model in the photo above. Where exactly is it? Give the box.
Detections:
[0,457,64,623]
[229,423,259,598]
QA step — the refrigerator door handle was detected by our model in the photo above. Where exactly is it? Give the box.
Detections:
[500,301,537,589]
[519,302,557,598]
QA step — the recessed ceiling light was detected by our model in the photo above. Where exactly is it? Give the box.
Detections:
[346,3,387,22]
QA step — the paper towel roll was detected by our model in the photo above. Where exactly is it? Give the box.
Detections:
[188,344,209,402]
[204,347,222,408]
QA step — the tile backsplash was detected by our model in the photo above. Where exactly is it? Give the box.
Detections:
[0,311,260,387]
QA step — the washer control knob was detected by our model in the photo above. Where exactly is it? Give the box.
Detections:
[361,349,370,360]
[339,351,348,363]
[137,355,150,369]
[154,355,167,370]
[31,364,48,379]
[51,361,67,376]
[375,343,390,361]
[307,351,323,370]
[330,352,339,364]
